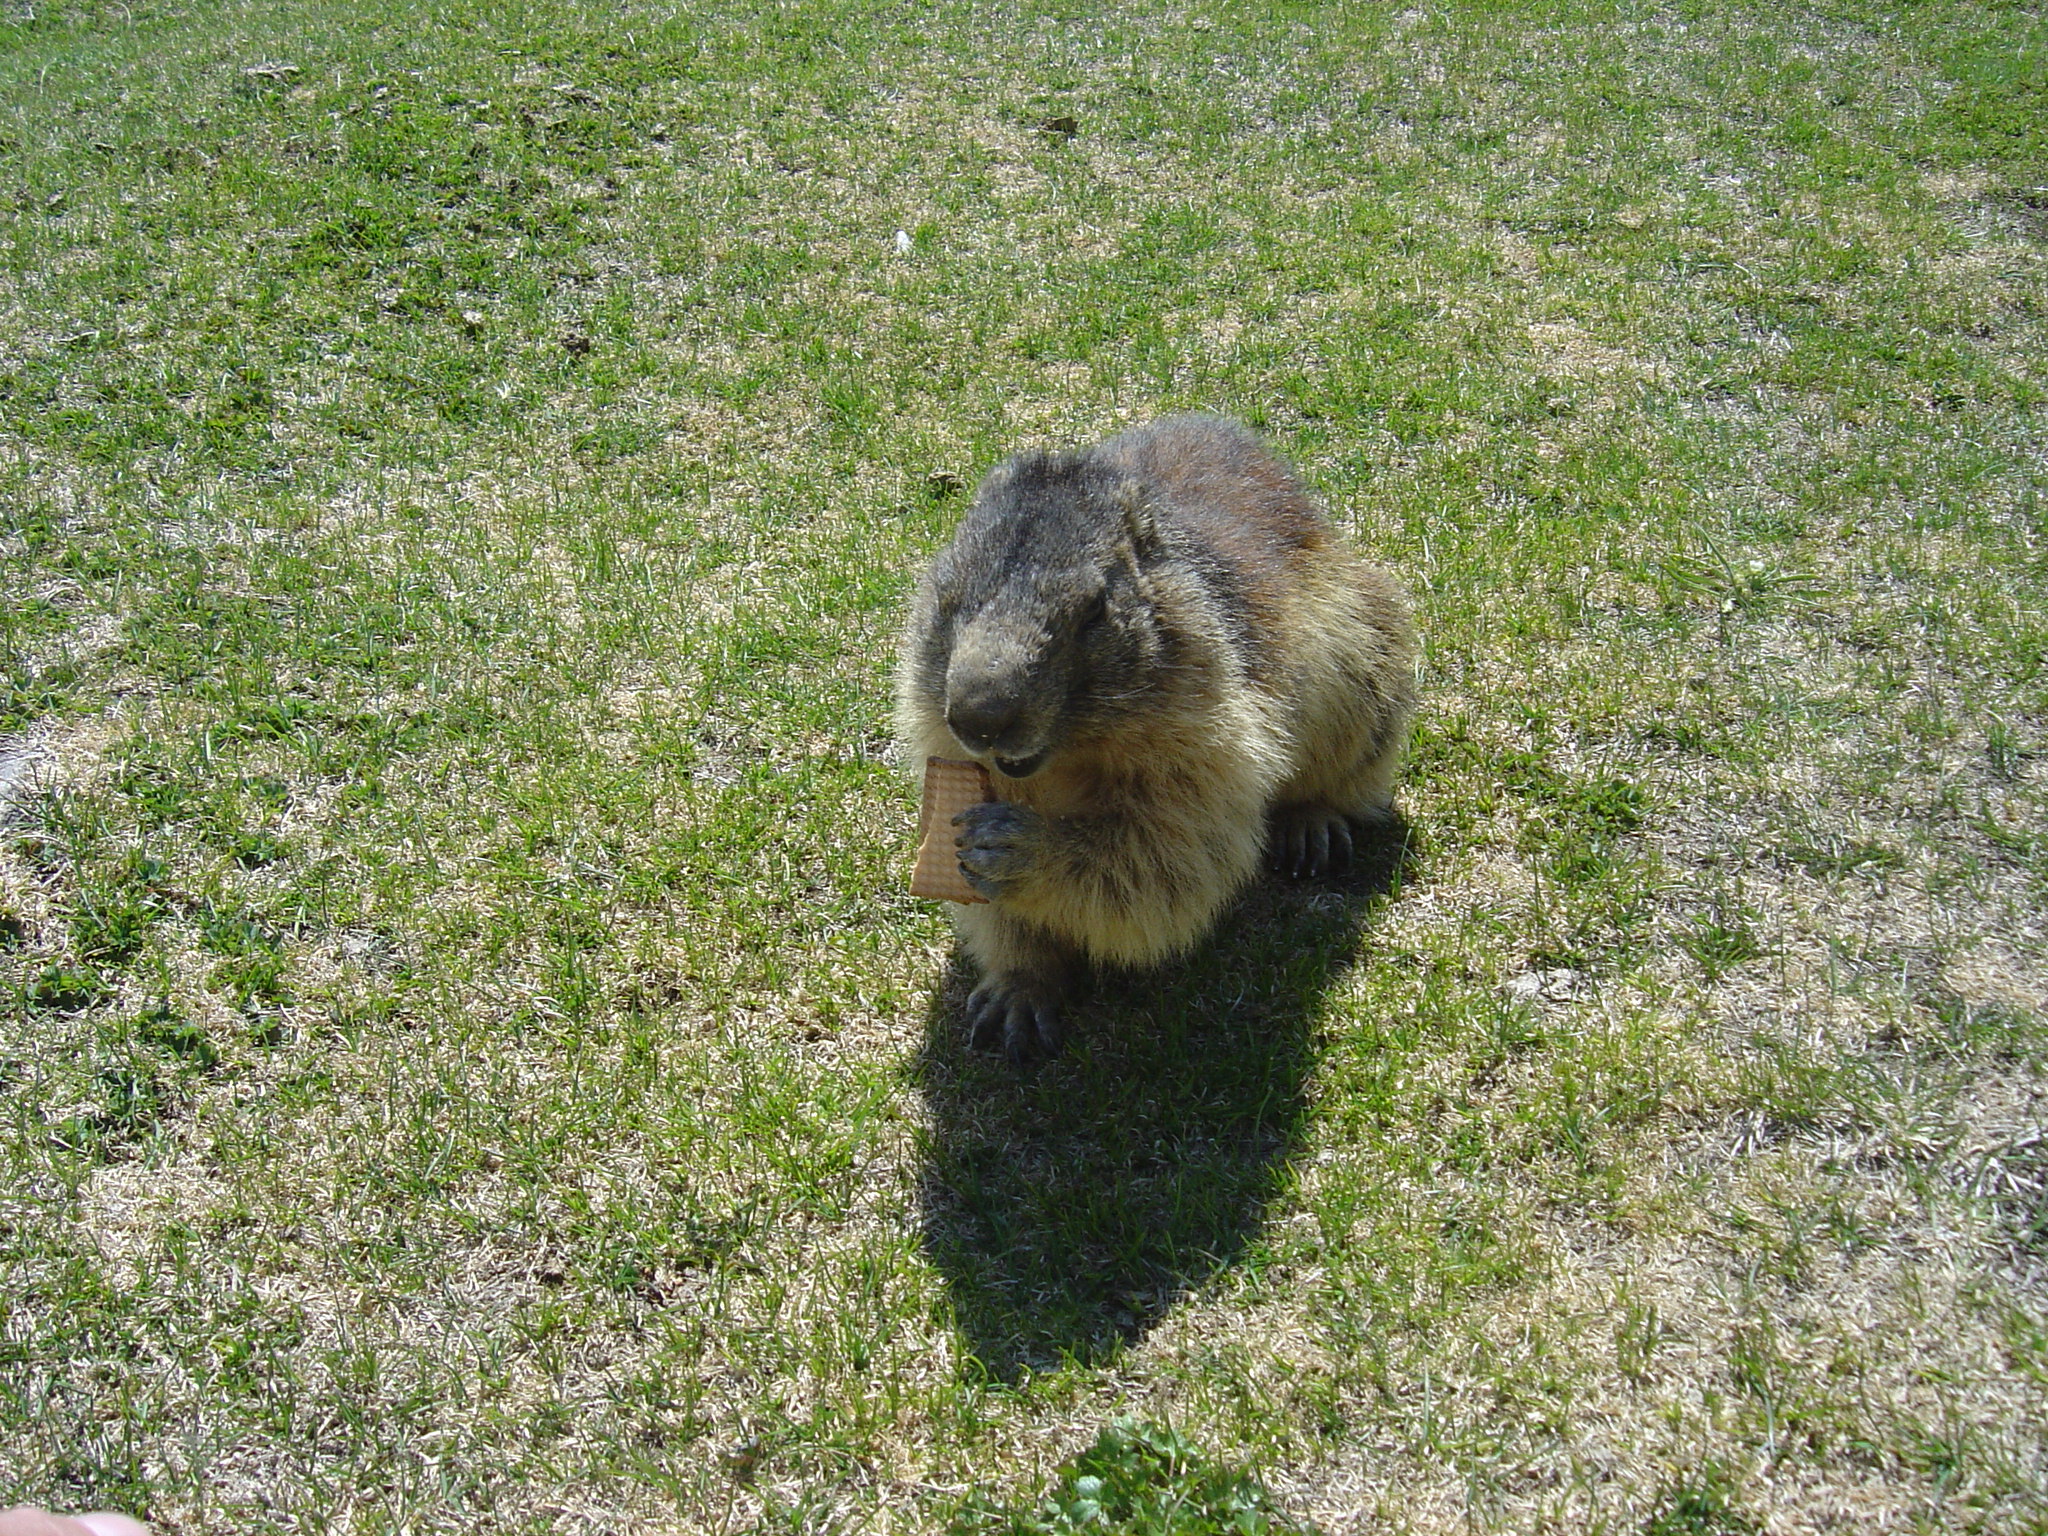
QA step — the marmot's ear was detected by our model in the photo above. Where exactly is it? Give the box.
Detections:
[1114,478,1158,553]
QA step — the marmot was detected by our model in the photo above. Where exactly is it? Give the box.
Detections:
[897,413,1417,1062]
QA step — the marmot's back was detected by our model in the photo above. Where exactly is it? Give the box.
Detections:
[1099,413,1330,561]
[1095,415,1344,681]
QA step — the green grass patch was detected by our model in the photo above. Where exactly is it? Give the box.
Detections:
[956,1419,1308,1536]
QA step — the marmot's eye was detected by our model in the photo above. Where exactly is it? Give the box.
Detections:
[1081,590,1109,627]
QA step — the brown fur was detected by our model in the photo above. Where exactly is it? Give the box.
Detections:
[896,414,1417,1062]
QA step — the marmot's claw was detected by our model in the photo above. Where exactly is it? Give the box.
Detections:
[1266,820,1292,876]
[1318,823,1351,872]
[953,801,1047,894]
[965,976,1065,1065]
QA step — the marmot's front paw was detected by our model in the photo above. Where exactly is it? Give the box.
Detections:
[965,973,1066,1064]
[953,801,1048,900]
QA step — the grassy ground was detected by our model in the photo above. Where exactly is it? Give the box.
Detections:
[2,0,2045,1530]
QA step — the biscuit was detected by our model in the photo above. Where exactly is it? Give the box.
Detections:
[910,757,995,903]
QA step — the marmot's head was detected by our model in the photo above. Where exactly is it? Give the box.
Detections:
[909,449,1170,780]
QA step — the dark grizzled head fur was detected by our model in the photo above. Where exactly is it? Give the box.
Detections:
[909,448,1172,779]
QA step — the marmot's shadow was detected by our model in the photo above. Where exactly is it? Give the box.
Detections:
[913,828,1410,1380]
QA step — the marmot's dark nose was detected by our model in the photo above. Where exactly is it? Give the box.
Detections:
[946,687,1020,754]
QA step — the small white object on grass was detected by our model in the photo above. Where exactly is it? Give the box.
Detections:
[0,1511,153,1536]
[893,229,913,255]
[1505,968,1590,1004]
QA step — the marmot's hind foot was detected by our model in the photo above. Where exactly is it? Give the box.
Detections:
[966,974,1066,1065]
[1269,804,1356,879]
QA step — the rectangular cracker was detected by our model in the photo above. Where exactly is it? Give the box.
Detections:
[911,757,995,904]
